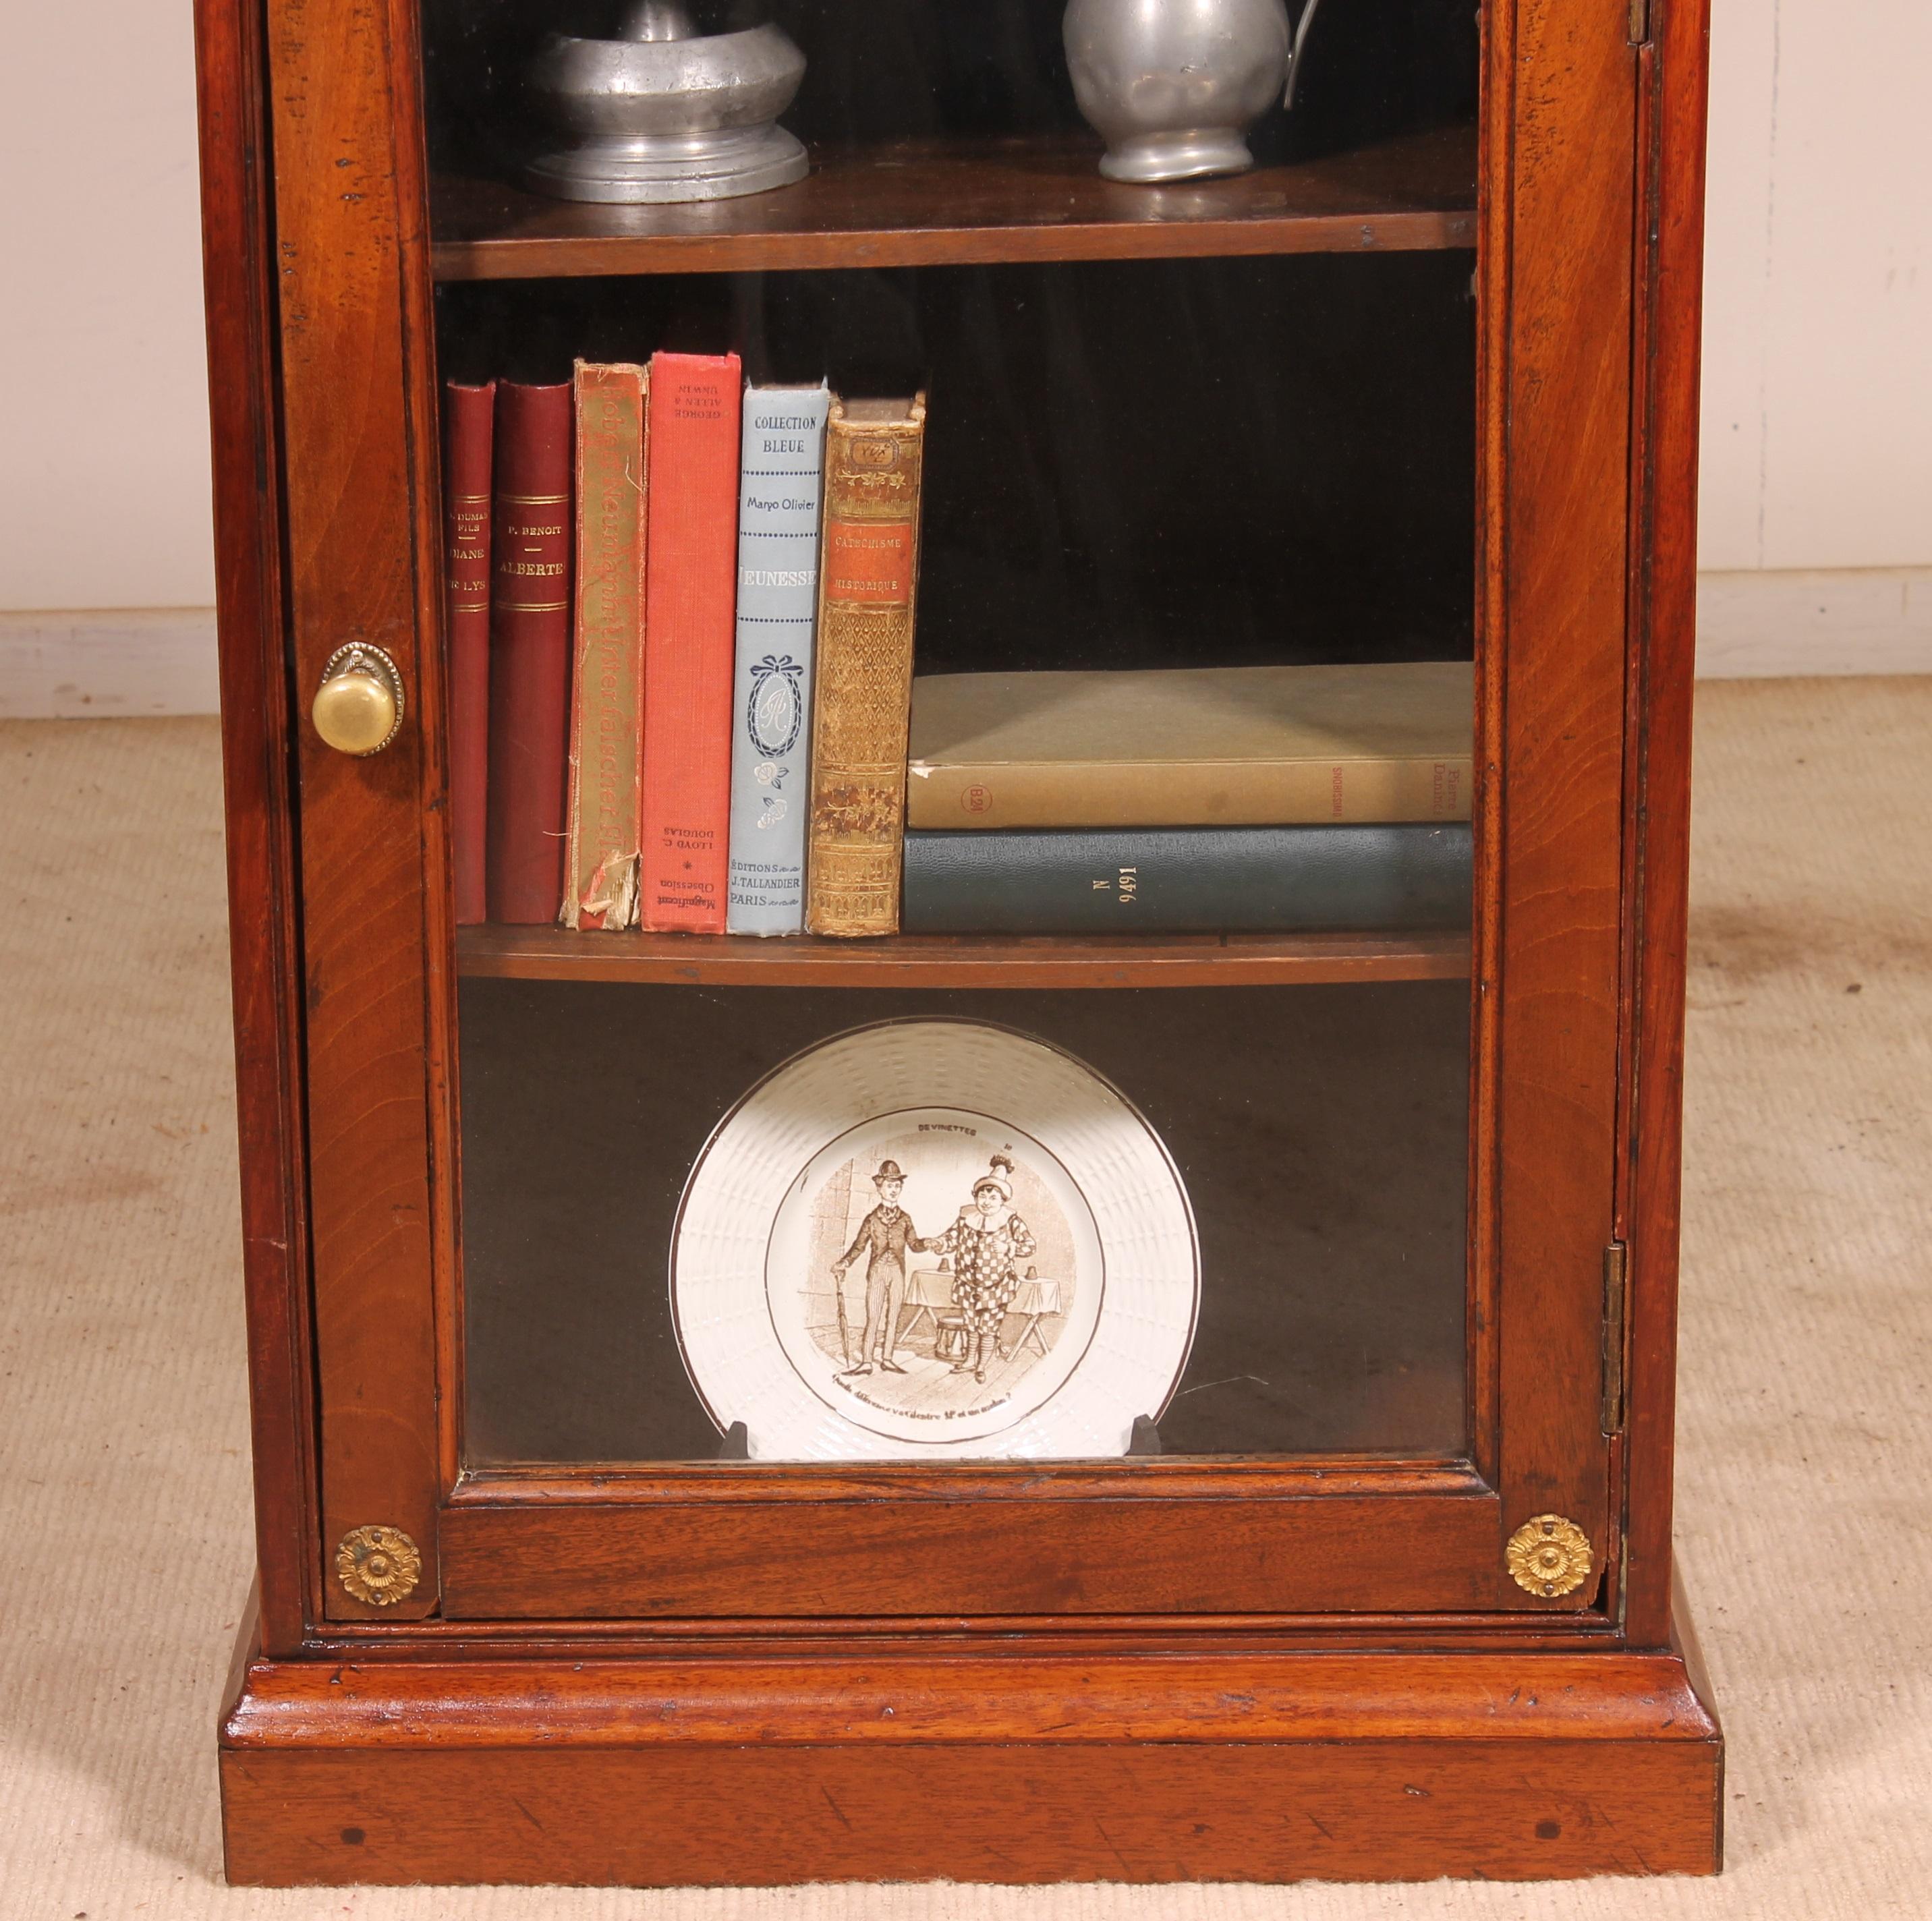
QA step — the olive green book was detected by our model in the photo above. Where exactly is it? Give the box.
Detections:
[905,661,1473,830]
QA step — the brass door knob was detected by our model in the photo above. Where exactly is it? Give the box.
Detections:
[312,643,405,756]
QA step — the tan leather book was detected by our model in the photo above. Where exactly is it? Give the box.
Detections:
[804,395,928,937]
[561,360,648,931]
[906,660,1474,830]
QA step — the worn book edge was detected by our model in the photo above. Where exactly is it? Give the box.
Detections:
[804,393,928,939]
[562,362,649,930]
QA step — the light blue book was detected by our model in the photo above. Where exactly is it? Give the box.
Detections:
[727,382,831,936]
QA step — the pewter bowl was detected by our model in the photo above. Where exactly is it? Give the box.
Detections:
[524,18,809,205]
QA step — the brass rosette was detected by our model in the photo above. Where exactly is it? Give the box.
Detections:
[1506,1514,1593,1598]
[335,1524,422,1606]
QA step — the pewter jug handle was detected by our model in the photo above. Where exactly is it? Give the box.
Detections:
[1284,0,1324,109]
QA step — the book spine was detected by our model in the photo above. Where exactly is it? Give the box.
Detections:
[639,353,742,934]
[562,362,649,931]
[905,755,1474,831]
[486,381,575,924]
[443,380,494,926]
[901,825,1473,935]
[805,395,928,938]
[727,384,830,937]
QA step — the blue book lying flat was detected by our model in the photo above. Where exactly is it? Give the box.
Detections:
[901,824,1472,935]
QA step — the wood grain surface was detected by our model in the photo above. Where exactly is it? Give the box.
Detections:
[263,0,447,1618]
[218,1606,1721,1885]
[222,1738,1722,1885]
[431,125,1477,281]
[194,0,316,1657]
[1620,0,1713,1644]
[457,924,1473,990]
[223,1642,1719,1750]
[197,0,1716,1877]
[439,1488,1505,1618]
[1477,0,1639,1600]
[235,1611,1640,1657]
[452,1458,1479,1503]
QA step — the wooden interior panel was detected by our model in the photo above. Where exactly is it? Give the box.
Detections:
[457,924,1471,989]
[433,251,1479,677]
[430,127,1477,280]
[456,981,1471,1473]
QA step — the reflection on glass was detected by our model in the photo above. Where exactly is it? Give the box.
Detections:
[461,983,1469,1463]
[432,0,1482,1471]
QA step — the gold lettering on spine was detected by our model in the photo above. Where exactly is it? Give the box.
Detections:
[805,396,928,938]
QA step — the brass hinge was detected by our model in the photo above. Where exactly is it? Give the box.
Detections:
[1628,0,1653,46]
[1601,1240,1630,1433]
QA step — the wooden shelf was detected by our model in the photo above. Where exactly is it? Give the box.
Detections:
[431,125,1477,282]
[457,925,1471,991]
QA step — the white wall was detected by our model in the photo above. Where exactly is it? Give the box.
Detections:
[0,0,215,611]
[1700,0,1932,572]
[0,1,1925,649]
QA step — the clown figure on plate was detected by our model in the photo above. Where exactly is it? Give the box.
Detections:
[917,1155,1039,1385]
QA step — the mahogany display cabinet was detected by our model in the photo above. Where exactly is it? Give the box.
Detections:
[196,0,1721,1888]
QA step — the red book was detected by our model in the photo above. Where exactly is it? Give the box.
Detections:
[639,352,742,933]
[442,380,494,926]
[486,381,574,924]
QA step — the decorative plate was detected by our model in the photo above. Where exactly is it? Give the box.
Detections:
[671,1019,1199,1460]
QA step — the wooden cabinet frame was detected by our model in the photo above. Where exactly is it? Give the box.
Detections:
[199,0,1720,1883]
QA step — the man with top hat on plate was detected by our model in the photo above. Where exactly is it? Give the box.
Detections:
[832,1160,922,1376]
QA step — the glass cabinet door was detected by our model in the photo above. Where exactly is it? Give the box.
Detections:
[266,0,1641,1622]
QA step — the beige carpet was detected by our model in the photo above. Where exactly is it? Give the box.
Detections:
[2,679,1929,1918]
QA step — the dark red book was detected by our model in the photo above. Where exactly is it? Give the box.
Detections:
[443,380,495,925]
[639,352,742,933]
[486,381,574,925]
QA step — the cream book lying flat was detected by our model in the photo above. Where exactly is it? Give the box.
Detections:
[906,661,1474,830]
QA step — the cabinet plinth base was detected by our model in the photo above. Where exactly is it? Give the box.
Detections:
[219,1602,1722,1887]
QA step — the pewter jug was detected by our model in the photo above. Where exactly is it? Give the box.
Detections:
[1064,0,1324,183]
